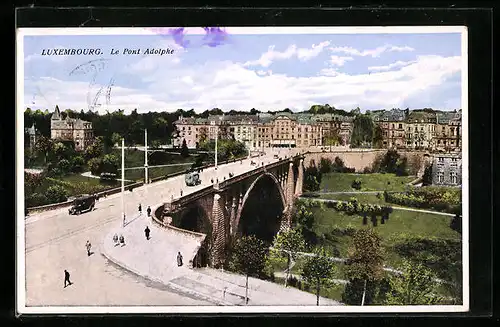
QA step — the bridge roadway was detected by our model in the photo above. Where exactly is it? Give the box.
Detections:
[24,148,300,306]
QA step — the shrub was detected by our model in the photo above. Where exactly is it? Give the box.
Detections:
[26,192,49,207]
[319,157,333,174]
[59,159,71,173]
[363,166,372,174]
[351,179,362,190]
[45,185,69,203]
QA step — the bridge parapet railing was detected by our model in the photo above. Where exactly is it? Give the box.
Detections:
[217,154,304,190]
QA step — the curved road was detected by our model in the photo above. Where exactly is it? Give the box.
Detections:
[23,148,301,307]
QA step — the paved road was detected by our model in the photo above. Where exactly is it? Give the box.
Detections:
[24,148,300,306]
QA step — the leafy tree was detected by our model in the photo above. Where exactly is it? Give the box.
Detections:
[45,185,69,203]
[304,166,321,192]
[34,135,54,164]
[25,172,44,195]
[422,164,433,186]
[229,235,268,305]
[84,138,104,161]
[88,157,103,176]
[319,157,332,174]
[180,139,189,157]
[294,202,316,245]
[381,149,400,173]
[372,125,384,148]
[271,229,306,287]
[343,229,385,305]
[111,133,122,147]
[71,156,85,173]
[386,260,442,305]
[301,247,337,306]
[58,159,71,173]
[101,154,119,174]
[351,114,374,148]
[395,156,409,176]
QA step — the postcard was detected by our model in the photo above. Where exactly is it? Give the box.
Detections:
[16,26,468,314]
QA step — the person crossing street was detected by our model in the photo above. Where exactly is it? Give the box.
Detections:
[64,270,72,288]
[146,206,151,217]
[85,240,92,256]
[138,203,142,215]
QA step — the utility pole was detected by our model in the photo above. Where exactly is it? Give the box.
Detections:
[144,129,148,184]
[121,138,125,227]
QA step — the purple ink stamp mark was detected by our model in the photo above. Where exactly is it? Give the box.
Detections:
[148,27,230,48]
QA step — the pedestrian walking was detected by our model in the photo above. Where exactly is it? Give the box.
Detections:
[64,269,72,288]
[122,213,126,227]
[146,206,151,217]
[119,234,125,245]
[138,203,142,215]
[85,240,92,256]
[113,233,118,245]
[177,252,183,267]
[144,226,150,240]
[180,189,183,196]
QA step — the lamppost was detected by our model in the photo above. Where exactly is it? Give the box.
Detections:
[144,129,149,184]
[121,138,125,227]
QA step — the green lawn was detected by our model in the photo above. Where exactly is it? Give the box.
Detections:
[309,204,461,288]
[110,149,195,168]
[122,164,192,181]
[319,172,416,192]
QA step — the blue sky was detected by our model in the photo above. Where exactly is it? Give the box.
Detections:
[22,31,463,113]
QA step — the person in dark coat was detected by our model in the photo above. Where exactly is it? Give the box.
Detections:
[64,270,72,288]
[144,226,150,240]
[146,206,151,217]
[177,252,183,267]
[138,203,142,215]
[85,240,92,256]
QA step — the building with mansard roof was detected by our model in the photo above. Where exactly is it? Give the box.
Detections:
[50,106,94,151]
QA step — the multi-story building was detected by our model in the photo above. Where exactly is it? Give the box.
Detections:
[172,116,208,148]
[309,113,354,146]
[405,111,437,150]
[434,110,462,152]
[374,109,407,149]
[431,153,462,186]
[50,106,94,151]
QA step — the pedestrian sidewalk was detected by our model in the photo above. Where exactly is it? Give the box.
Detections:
[101,213,204,286]
[101,215,343,306]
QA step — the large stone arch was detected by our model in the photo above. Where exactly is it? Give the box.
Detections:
[234,172,287,240]
[176,203,212,235]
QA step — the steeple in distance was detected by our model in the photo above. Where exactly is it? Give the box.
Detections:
[51,105,61,120]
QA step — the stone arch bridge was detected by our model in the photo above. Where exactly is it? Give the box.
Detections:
[152,155,305,269]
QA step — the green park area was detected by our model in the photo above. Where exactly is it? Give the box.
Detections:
[319,172,416,192]
[256,154,462,306]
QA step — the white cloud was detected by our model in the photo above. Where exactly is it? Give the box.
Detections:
[244,41,330,67]
[368,60,416,72]
[24,54,461,113]
[329,55,354,67]
[329,44,414,58]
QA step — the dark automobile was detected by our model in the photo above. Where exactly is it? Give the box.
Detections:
[185,170,201,186]
[69,195,96,215]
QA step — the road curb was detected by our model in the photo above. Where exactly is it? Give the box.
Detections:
[99,233,234,306]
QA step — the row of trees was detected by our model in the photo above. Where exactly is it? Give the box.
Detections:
[229,227,444,306]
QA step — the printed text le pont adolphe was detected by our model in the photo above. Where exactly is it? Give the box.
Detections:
[41,48,175,56]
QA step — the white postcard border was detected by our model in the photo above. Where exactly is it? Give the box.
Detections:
[16,26,470,314]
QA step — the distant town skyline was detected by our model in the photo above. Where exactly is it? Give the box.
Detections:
[22,30,463,114]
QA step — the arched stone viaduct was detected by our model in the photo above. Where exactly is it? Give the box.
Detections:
[153,155,305,268]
